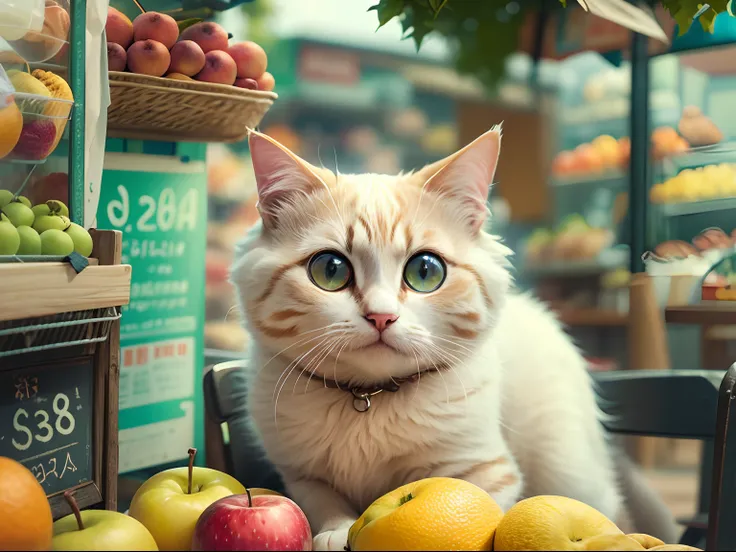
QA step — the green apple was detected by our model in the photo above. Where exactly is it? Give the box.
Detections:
[17,226,41,255]
[65,222,93,257]
[0,189,13,208]
[129,448,246,551]
[0,220,20,254]
[32,203,51,219]
[48,199,70,217]
[2,201,35,227]
[16,195,31,208]
[40,229,74,256]
[34,213,70,234]
[34,199,70,218]
[52,491,157,551]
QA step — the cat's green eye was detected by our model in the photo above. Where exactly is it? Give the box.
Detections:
[308,251,352,291]
[404,252,446,293]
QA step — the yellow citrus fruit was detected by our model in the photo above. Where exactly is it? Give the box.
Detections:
[0,99,23,159]
[348,477,503,551]
[627,534,665,549]
[494,495,623,551]
[648,546,702,551]
[0,456,53,551]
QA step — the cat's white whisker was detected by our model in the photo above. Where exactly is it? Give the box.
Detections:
[303,336,348,393]
[274,334,335,400]
[258,324,351,378]
[224,305,240,322]
[429,334,476,354]
[300,334,346,392]
[331,337,353,388]
[291,334,345,395]
[274,338,335,428]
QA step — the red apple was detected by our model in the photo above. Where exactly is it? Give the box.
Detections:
[192,491,312,551]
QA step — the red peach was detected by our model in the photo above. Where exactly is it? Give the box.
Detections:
[256,71,275,92]
[132,12,179,50]
[106,7,134,49]
[195,50,237,85]
[179,22,229,53]
[126,40,171,77]
[107,42,127,72]
[234,77,258,90]
[168,40,206,76]
[226,41,267,79]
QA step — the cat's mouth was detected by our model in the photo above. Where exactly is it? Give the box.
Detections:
[361,339,400,353]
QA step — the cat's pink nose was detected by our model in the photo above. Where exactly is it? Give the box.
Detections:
[364,313,399,332]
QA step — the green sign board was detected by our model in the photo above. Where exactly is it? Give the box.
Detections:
[97,145,207,472]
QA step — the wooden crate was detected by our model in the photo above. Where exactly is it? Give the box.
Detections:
[0,230,131,519]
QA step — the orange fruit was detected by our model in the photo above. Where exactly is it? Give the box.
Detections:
[0,457,53,551]
[591,135,621,168]
[552,151,578,176]
[348,477,503,551]
[575,144,605,174]
[0,98,23,159]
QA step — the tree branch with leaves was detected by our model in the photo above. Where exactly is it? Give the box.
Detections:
[370,0,735,88]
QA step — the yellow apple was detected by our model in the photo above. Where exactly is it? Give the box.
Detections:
[494,495,625,551]
[52,491,157,551]
[128,448,245,551]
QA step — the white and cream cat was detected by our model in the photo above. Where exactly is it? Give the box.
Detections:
[231,127,678,550]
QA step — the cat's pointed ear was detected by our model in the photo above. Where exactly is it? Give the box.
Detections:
[417,125,501,234]
[248,129,328,228]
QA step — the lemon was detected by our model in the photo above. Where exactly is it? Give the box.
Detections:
[494,495,623,551]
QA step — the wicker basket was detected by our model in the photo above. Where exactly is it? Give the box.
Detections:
[107,71,277,143]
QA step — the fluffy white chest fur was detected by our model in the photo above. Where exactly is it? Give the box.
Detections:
[246,295,618,536]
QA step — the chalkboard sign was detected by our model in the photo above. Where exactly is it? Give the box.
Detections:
[0,357,93,497]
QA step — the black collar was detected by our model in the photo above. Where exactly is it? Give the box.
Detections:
[308,368,442,412]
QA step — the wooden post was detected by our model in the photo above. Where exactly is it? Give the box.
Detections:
[628,272,671,467]
[90,229,123,512]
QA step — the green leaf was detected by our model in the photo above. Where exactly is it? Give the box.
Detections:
[177,18,202,33]
[371,0,405,27]
[428,0,449,15]
[559,0,567,6]
[411,18,434,49]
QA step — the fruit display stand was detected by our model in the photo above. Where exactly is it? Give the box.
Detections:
[0,0,135,522]
[0,229,131,519]
[94,0,278,498]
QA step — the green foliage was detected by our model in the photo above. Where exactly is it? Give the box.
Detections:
[369,0,526,89]
[177,18,203,33]
[370,0,736,88]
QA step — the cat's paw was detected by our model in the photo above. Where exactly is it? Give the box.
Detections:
[313,527,350,551]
